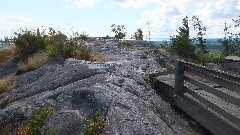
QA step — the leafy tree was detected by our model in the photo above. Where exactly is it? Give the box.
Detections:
[133,28,143,41]
[170,16,196,61]
[192,15,207,53]
[111,24,126,41]
[218,16,240,56]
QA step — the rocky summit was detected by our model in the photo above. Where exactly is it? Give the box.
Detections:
[0,39,210,135]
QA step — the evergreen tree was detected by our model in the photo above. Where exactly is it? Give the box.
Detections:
[170,16,196,61]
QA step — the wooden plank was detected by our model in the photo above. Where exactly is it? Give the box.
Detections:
[181,61,240,84]
[174,96,240,135]
[175,61,184,95]
[185,67,240,92]
[184,76,240,106]
[184,86,240,128]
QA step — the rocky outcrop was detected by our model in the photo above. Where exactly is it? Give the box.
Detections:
[0,40,210,134]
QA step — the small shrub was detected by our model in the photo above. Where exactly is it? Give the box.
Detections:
[79,32,88,40]
[194,50,207,65]
[47,30,76,60]
[14,28,48,60]
[120,41,133,49]
[132,28,143,41]
[1,124,12,135]
[16,106,55,135]
[205,51,224,64]
[0,75,15,94]
[83,111,106,135]
[157,48,168,56]
[17,52,49,74]
[74,45,93,61]
[161,62,174,70]
[0,49,15,64]
[148,73,157,89]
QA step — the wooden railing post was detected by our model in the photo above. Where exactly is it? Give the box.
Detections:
[0,39,2,47]
[175,61,184,96]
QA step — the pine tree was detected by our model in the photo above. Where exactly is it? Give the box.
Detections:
[170,16,196,61]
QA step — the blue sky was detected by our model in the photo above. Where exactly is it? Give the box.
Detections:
[0,0,240,39]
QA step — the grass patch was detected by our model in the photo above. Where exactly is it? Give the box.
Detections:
[83,111,107,135]
[17,52,49,74]
[0,48,15,64]
[160,62,174,70]
[0,75,16,94]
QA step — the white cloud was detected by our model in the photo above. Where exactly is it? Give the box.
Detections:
[65,0,98,9]
[0,16,32,38]
[112,0,159,9]
[135,0,240,38]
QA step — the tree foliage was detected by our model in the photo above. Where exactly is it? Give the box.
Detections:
[170,16,196,61]
[14,28,93,61]
[111,24,126,41]
[14,28,48,60]
[218,16,240,56]
[133,28,143,41]
[192,15,207,53]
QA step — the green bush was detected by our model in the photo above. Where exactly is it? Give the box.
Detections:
[195,50,207,65]
[148,73,157,89]
[14,29,48,60]
[206,51,224,64]
[47,29,76,60]
[83,111,106,135]
[47,29,93,61]
[74,45,93,61]
[79,32,88,40]
[14,27,94,61]
[133,28,143,41]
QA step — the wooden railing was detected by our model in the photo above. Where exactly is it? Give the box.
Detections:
[0,38,15,48]
[174,61,240,135]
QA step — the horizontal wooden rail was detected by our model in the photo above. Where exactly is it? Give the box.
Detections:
[185,68,240,92]
[184,86,240,127]
[181,61,240,84]
[184,76,240,106]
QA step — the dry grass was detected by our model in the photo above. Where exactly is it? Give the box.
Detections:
[0,48,15,64]
[92,52,107,62]
[0,75,16,94]
[17,52,49,74]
